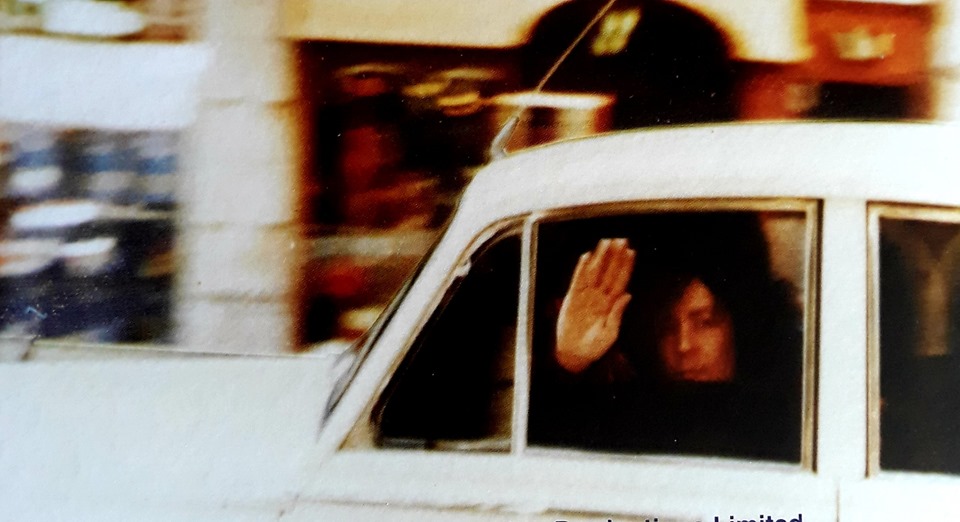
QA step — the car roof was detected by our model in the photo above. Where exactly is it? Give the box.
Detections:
[460,122,960,224]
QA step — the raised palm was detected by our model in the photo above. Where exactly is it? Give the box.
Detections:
[555,238,635,373]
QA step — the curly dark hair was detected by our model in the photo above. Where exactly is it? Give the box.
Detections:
[623,212,804,386]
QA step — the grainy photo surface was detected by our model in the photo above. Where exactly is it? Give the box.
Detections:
[3,1,960,520]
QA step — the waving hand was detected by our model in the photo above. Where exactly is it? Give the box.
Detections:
[555,238,635,373]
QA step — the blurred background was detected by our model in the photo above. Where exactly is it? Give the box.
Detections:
[1,0,959,359]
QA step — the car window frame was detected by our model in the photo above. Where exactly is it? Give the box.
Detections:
[340,216,529,452]
[323,232,445,419]
[866,201,960,478]
[346,197,819,472]
[371,223,525,451]
[520,197,820,469]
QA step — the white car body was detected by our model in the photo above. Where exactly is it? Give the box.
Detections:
[3,122,960,521]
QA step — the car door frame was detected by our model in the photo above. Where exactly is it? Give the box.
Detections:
[299,198,834,521]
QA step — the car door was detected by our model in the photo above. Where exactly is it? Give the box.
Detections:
[294,198,835,521]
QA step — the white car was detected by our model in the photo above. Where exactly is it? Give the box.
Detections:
[4,122,960,521]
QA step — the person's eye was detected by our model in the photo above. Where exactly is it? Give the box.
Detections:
[698,313,721,328]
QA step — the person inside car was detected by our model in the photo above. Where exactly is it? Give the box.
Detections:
[529,213,803,462]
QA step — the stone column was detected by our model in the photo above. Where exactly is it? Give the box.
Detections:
[932,0,960,120]
[177,0,304,354]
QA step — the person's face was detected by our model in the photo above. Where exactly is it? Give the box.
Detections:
[658,278,735,383]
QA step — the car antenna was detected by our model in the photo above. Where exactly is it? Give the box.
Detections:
[488,0,620,161]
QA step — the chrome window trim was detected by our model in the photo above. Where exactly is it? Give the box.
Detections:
[802,199,821,470]
[866,202,960,477]
[530,197,816,224]
[522,445,807,471]
[511,216,537,455]
[526,197,820,470]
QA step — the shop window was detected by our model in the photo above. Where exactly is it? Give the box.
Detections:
[375,228,520,451]
[0,0,197,41]
[527,206,813,463]
[874,206,960,474]
[0,126,178,347]
[299,45,522,347]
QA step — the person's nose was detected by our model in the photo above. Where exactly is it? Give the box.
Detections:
[677,320,695,354]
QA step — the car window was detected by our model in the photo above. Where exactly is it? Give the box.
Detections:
[872,205,960,474]
[324,229,446,418]
[374,227,521,451]
[357,201,816,465]
[527,204,815,464]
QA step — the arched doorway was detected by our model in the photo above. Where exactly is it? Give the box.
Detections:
[523,0,737,129]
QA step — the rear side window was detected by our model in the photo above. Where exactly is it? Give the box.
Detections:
[872,205,960,474]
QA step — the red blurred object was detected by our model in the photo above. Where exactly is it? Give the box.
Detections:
[311,259,368,299]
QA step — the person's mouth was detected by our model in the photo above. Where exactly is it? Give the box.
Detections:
[673,367,707,381]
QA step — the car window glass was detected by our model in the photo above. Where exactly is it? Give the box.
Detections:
[374,229,520,451]
[877,212,960,474]
[324,229,447,418]
[528,208,810,463]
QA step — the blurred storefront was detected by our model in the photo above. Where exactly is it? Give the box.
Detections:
[286,0,951,351]
[0,0,298,358]
[0,0,958,358]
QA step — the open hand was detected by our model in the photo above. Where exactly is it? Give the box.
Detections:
[555,238,635,373]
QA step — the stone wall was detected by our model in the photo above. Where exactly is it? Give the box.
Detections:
[178,0,304,354]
